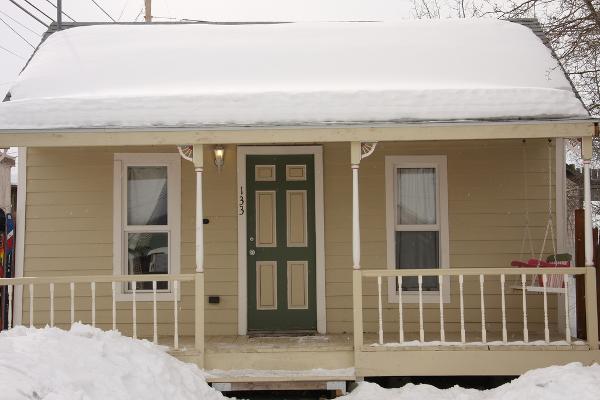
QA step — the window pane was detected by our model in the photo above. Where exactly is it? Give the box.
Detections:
[396,168,436,225]
[127,166,168,226]
[127,232,168,290]
[396,231,439,291]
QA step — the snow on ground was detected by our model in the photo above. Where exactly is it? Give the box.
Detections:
[1,324,599,400]
[342,363,600,400]
[0,19,588,130]
[0,323,227,400]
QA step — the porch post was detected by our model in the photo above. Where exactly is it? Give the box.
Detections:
[350,141,364,370]
[193,144,205,365]
[351,142,361,270]
[582,137,594,267]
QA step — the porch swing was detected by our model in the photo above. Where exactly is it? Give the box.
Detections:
[510,139,571,294]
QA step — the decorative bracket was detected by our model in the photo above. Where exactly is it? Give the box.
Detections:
[361,142,377,160]
[177,145,193,162]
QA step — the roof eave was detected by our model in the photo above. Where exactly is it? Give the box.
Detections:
[0,117,595,147]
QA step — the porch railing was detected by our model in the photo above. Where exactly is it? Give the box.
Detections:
[0,273,203,357]
[352,267,599,350]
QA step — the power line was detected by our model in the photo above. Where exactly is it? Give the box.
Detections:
[0,44,26,60]
[22,0,55,22]
[0,10,41,36]
[0,15,36,49]
[43,0,75,22]
[88,0,116,22]
[8,1,49,27]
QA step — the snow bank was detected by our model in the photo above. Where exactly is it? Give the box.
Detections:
[0,323,226,400]
[0,19,588,130]
[342,362,600,400]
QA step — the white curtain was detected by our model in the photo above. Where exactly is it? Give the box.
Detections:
[396,168,436,225]
[127,166,168,226]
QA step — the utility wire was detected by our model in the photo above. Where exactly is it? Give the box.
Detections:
[89,0,116,22]
[22,0,55,22]
[8,0,49,27]
[0,44,26,60]
[117,0,130,21]
[44,0,76,22]
[0,10,41,36]
[0,15,35,48]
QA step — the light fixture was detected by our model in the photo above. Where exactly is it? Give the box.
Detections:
[214,145,225,172]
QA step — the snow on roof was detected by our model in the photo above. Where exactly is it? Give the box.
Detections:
[0,19,589,130]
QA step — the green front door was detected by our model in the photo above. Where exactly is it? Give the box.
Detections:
[246,154,317,332]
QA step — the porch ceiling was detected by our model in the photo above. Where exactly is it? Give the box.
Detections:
[0,119,595,147]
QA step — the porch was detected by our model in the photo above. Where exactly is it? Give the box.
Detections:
[2,131,600,384]
[1,264,598,380]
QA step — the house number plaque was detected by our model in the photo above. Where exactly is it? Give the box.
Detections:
[239,186,245,215]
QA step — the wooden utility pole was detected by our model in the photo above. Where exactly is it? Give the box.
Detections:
[57,0,62,30]
[145,0,152,22]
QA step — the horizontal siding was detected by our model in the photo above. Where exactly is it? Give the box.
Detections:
[22,138,560,339]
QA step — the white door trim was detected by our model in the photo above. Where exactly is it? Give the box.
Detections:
[237,146,326,334]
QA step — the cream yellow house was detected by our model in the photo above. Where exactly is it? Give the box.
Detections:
[0,18,599,391]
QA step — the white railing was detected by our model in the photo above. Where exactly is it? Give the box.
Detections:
[353,267,598,350]
[0,274,200,352]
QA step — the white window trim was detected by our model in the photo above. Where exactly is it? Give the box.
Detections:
[113,153,181,302]
[385,155,450,304]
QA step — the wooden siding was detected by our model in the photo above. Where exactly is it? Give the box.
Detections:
[21,138,559,337]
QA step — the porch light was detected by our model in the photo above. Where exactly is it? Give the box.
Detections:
[214,145,225,172]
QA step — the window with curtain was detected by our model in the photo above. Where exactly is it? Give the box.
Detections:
[114,153,181,301]
[395,167,440,291]
[126,166,169,291]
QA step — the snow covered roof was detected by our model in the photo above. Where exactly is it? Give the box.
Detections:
[0,19,589,130]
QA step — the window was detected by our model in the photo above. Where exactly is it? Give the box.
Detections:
[385,156,449,303]
[113,154,181,301]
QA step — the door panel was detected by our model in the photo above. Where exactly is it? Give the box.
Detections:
[286,190,308,247]
[255,191,277,247]
[287,261,309,309]
[256,261,277,310]
[247,154,317,331]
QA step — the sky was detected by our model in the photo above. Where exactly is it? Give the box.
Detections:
[0,0,413,184]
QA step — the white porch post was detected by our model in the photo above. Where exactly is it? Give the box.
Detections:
[351,142,362,270]
[351,142,364,368]
[192,144,205,365]
[582,136,594,267]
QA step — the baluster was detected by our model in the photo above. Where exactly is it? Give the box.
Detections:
[132,281,137,339]
[91,282,96,327]
[521,274,528,343]
[50,283,54,327]
[564,274,571,343]
[173,280,179,350]
[153,281,158,344]
[397,276,404,344]
[377,276,383,345]
[7,285,12,329]
[542,274,549,343]
[418,275,424,342]
[438,275,445,343]
[459,274,465,343]
[112,281,116,331]
[70,282,75,325]
[501,274,507,343]
[29,283,34,328]
[480,274,486,344]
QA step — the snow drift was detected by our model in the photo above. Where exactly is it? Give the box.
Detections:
[0,324,599,400]
[0,19,588,130]
[0,323,226,400]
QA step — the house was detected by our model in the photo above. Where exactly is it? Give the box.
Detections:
[0,18,598,391]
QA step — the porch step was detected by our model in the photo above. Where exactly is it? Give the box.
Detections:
[207,371,354,394]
